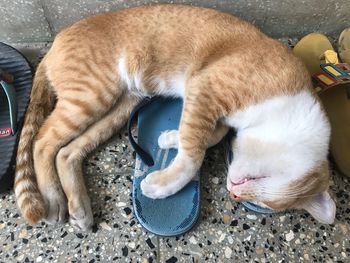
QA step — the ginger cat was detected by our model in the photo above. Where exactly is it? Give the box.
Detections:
[14,4,335,230]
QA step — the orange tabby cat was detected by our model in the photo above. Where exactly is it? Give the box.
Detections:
[14,4,335,230]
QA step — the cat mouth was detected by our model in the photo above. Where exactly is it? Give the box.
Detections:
[229,178,256,201]
[228,176,268,201]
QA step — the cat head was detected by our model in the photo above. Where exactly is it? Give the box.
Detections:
[226,91,335,224]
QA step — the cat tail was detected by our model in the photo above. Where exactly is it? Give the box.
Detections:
[14,58,56,224]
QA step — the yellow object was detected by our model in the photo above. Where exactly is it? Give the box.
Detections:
[318,75,335,85]
[322,50,339,64]
[324,65,341,76]
[293,33,334,75]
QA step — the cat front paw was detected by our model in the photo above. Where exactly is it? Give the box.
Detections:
[141,170,180,199]
[158,130,179,149]
[140,166,194,199]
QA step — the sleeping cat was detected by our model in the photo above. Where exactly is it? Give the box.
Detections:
[14,4,335,230]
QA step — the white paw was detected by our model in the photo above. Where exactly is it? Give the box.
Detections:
[158,130,179,149]
[141,171,178,199]
[42,187,68,225]
[140,168,192,199]
[69,195,93,231]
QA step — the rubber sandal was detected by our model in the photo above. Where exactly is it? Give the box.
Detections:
[293,33,338,75]
[128,97,200,236]
[0,43,32,192]
[293,33,350,177]
[225,130,275,214]
[339,28,350,64]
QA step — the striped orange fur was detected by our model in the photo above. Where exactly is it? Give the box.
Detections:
[15,60,55,224]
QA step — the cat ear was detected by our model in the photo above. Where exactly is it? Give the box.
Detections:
[302,191,336,224]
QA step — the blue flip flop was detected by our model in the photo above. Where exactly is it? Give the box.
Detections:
[225,130,275,214]
[128,97,200,236]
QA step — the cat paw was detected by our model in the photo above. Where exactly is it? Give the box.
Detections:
[42,187,68,225]
[141,169,182,199]
[158,130,179,149]
[68,195,93,231]
[141,171,177,199]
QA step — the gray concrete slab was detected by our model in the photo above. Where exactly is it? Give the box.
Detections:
[1,0,349,43]
[23,0,350,41]
[0,0,52,43]
[7,42,51,64]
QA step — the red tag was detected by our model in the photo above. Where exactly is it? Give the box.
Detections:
[0,128,12,137]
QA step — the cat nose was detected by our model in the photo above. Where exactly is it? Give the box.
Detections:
[230,192,242,201]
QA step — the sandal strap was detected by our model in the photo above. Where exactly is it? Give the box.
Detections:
[0,75,17,137]
[127,96,161,166]
[312,63,350,93]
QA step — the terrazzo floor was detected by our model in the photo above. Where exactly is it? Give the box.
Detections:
[0,42,349,263]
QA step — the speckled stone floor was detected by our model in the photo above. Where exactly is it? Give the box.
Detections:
[0,42,349,263]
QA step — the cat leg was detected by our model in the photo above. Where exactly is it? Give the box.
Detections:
[55,94,139,230]
[159,122,229,149]
[158,130,179,149]
[33,85,122,225]
[141,96,223,199]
